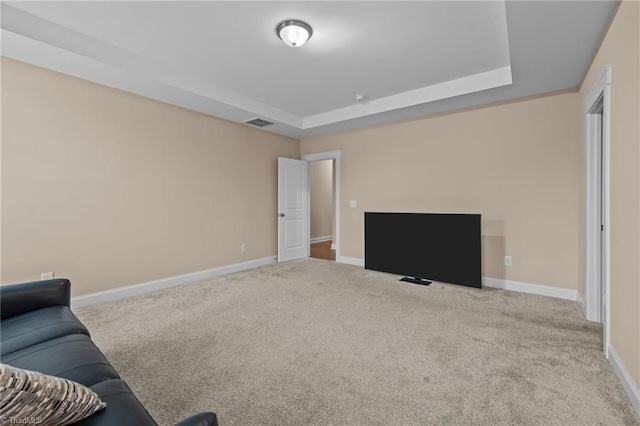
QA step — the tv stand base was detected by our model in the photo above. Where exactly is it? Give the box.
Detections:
[399,276,432,286]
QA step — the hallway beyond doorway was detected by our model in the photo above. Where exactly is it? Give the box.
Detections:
[310,240,335,261]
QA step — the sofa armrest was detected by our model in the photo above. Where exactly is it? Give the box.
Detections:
[1,278,71,319]
[173,413,218,426]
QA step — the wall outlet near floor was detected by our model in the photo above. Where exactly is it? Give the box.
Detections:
[504,256,512,267]
[240,243,247,253]
[41,272,55,280]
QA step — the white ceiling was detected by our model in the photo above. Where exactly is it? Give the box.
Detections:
[1,1,618,139]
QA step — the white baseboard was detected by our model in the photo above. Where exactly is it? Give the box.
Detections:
[576,293,587,317]
[71,256,277,309]
[332,261,578,303]
[310,236,332,244]
[608,346,640,418]
[336,256,365,267]
[330,243,336,251]
[482,277,577,301]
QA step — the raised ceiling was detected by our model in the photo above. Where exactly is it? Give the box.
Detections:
[1,1,618,139]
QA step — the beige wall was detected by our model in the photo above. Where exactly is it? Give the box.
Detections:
[0,58,299,296]
[310,160,333,240]
[302,92,582,291]
[579,0,640,389]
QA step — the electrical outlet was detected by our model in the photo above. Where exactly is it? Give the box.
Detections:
[240,243,247,253]
[504,256,512,267]
[349,200,357,208]
[41,272,54,280]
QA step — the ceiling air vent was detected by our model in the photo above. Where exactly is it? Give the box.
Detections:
[244,117,274,128]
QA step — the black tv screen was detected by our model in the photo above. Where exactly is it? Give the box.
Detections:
[365,212,481,288]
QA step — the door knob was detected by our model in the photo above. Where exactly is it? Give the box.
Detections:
[279,213,285,217]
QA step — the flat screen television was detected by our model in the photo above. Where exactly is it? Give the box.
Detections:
[364,212,481,288]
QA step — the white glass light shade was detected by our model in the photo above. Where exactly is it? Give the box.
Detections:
[276,20,313,48]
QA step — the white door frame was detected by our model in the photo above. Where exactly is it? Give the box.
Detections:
[583,65,611,356]
[301,150,342,260]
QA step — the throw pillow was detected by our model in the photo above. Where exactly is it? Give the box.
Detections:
[0,363,106,426]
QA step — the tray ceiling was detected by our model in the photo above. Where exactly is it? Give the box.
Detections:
[1,1,618,139]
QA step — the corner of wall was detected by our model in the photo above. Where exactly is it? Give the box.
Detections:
[609,345,640,419]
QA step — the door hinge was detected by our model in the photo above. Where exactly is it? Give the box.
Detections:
[601,224,604,231]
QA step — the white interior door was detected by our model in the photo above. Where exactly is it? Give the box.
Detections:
[278,157,309,262]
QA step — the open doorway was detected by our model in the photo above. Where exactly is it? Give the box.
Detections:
[301,150,342,262]
[277,151,342,262]
[309,159,336,261]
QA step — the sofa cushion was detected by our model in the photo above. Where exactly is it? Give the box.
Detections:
[73,379,158,426]
[0,362,106,426]
[0,305,89,356]
[1,334,119,387]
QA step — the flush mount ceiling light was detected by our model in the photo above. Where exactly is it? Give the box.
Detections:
[276,19,313,48]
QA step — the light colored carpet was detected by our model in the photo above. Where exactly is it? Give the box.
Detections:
[76,258,639,425]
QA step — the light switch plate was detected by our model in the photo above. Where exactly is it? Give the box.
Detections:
[349,200,357,208]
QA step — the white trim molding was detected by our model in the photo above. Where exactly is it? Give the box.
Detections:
[71,256,276,309]
[303,67,513,129]
[583,65,612,108]
[333,260,579,302]
[576,293,587,318]
[336,256,365,267]
[482,277,577,301]
[583,65,612,356]
[608,346,640,418]
[302,150,342,162]
[310,236,332,244]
